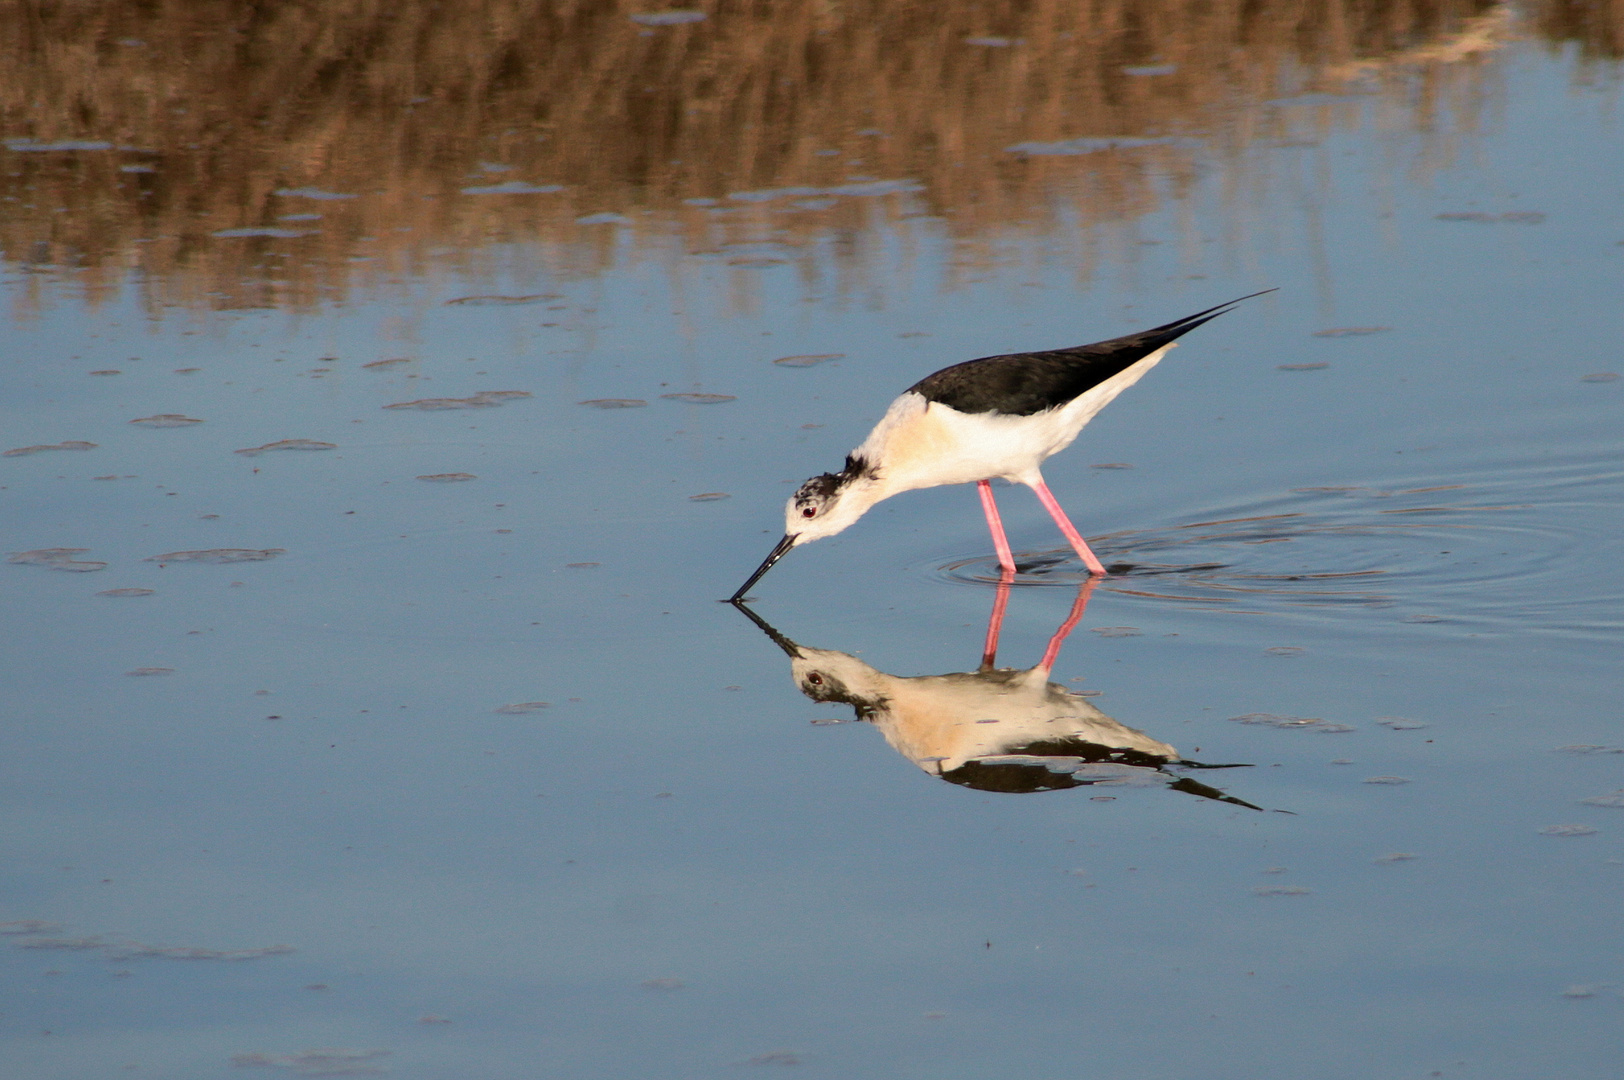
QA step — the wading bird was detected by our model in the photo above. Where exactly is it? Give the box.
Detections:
[730,577,1258,806]
[729,290,1274,601]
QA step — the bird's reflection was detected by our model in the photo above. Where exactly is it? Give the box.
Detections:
[733,576,1259,809]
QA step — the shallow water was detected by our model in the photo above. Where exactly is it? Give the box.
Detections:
[4,5,1624,1078]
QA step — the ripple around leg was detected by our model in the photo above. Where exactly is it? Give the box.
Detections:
[929,462,1623,637]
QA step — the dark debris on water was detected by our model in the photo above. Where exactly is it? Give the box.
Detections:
[384,391,531,410]
[235,439,337,455]
[129,414,203,427]
[4,440,96,456]
[145,548,285,563]
[9,548,107,571]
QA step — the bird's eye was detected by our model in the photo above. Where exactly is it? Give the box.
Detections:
[801,506,817,519]
[807,673,824,685]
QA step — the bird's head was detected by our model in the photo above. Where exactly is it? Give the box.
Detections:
[783,459,881,545]
[728,455,881,601]
[790,648,889,719]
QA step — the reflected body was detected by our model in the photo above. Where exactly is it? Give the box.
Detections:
[731,291,1273,600]
[733,579,1258,807]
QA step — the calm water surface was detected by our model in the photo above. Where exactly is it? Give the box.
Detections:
[4,4,1623,1078]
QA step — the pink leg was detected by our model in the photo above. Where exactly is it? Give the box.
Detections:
[977,480,1016,573]
[980,566,1015,670]
[1029,478,1108,577]
[1036,577,1099,672]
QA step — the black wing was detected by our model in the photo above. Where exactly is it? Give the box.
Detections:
[908,289,1274,416]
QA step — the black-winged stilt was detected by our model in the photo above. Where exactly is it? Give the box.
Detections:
[728,289,1275,602]
[730,575,1259,806]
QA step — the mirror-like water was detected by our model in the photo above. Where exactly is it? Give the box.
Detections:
[4,3,1623,1078]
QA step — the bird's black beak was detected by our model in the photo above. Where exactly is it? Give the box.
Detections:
[728,534,795,602]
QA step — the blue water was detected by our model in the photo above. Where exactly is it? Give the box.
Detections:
[4,47,1623,1080]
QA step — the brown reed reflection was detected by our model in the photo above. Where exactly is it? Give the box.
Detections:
[1,0,1609,314]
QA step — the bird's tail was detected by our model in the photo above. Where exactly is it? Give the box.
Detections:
[1141,287,1278,344]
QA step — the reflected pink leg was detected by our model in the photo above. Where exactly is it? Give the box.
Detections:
[1037,577,1098,672]
[1029,478,1107,576]
[977,480,1017,573]
[980,566,1015,670]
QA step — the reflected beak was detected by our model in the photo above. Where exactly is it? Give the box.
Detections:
[726,595,804,658]
[728,534,795,602]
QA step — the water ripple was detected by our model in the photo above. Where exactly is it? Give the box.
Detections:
[932,456,1622,636]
